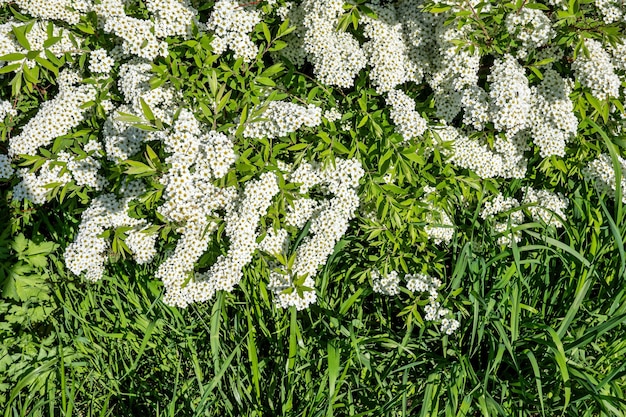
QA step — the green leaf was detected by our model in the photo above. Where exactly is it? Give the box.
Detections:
[140,98,156,122]
[75,23,94,34]
[277,19,295,38]
[43,36,62,49]
[34,55,59,76]
[525,3,550,10]
[288,143,309,151]
[429,6,452,13]
[124,160,157,177]
[268,40,287,52]
[116,112,145,124]
[0,53,26,61]
[256,76,276,87]
[235,104,248,137]
[12,24,32,50]
[0,63,21,74]
[261,22,271,44]
[332,140,350,154]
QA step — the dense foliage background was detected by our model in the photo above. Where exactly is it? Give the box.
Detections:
[1,0,626,415]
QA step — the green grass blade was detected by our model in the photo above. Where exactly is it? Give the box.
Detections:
[247,312,260,399]
[525,350,546,417]
[545,326,571,414]
[557,267,592,339]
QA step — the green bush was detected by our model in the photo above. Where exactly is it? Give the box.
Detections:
[1,0,626,415]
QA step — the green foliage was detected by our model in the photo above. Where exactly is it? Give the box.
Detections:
[1,0,626,415]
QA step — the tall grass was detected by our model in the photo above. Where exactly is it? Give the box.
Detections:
[3,170,626,417]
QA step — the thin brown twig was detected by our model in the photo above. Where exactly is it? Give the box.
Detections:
[237,1,262,8]
[517,0,528,15]
[466,1,492,46]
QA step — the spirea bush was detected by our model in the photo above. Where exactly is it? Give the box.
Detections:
[0,0,621,336]
[1,0,626,415]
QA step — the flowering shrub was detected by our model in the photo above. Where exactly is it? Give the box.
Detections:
[1,0,626,414]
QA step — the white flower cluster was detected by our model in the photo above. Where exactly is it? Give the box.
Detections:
[89,49,115,74]
[26,19,80,55]
[395,0,438,83]
[99,61,175,162]
[572,39,621,99]
[94,0,167,60]
[506,8,554,59]
[386,89,428,141]
[241,101,322,139]
[361,3,420,93]
[429,36,481,123]
[65,152,108,189]
[0,100,16,120]
[488,55,532,136]
[102,107,150,162]
[371,269,400,296]
[424,206,454,245]
[207,0,262,63]
[430,24,481,92]
[422,18,482,124]
[12,150,106,203]
[146,0,197,39]
[154,110,239,307]
[259,228,289,255]
[276,3,292,20]
[461,85,491,131]
[529,70,578,158]
[443,126,529,179]
[9,70,96,157]
[406,273,459,334]
[192,172,280,298]
[270,158,364,310]
[300,0,367,88]
[12,162,70,204]
[595,0,626,23]
[323,108,342,123]
[118,61,176,123]
[290,162,363,281]
[125,228,158,264]
[609,41,626,72]
[64,183,149,281]
[481,194,523,246]
[3,0,91,24]
[522,187,568,228]
[0,20,80,71]
[0,154,14,178]
[583,153,626,203]
[286,198,319,228]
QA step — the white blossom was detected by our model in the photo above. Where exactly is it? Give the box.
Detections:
[572,39,621,99]
[371,269,400,296]
[206,0,261,62]
[584,153,626,203]
[506,8,554,59]
[9,71,97,157]
[89,48,115,74]
[522,187,568,228]
[386,89,428,141]
[0,154,14,179]
[241,101,322,139]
